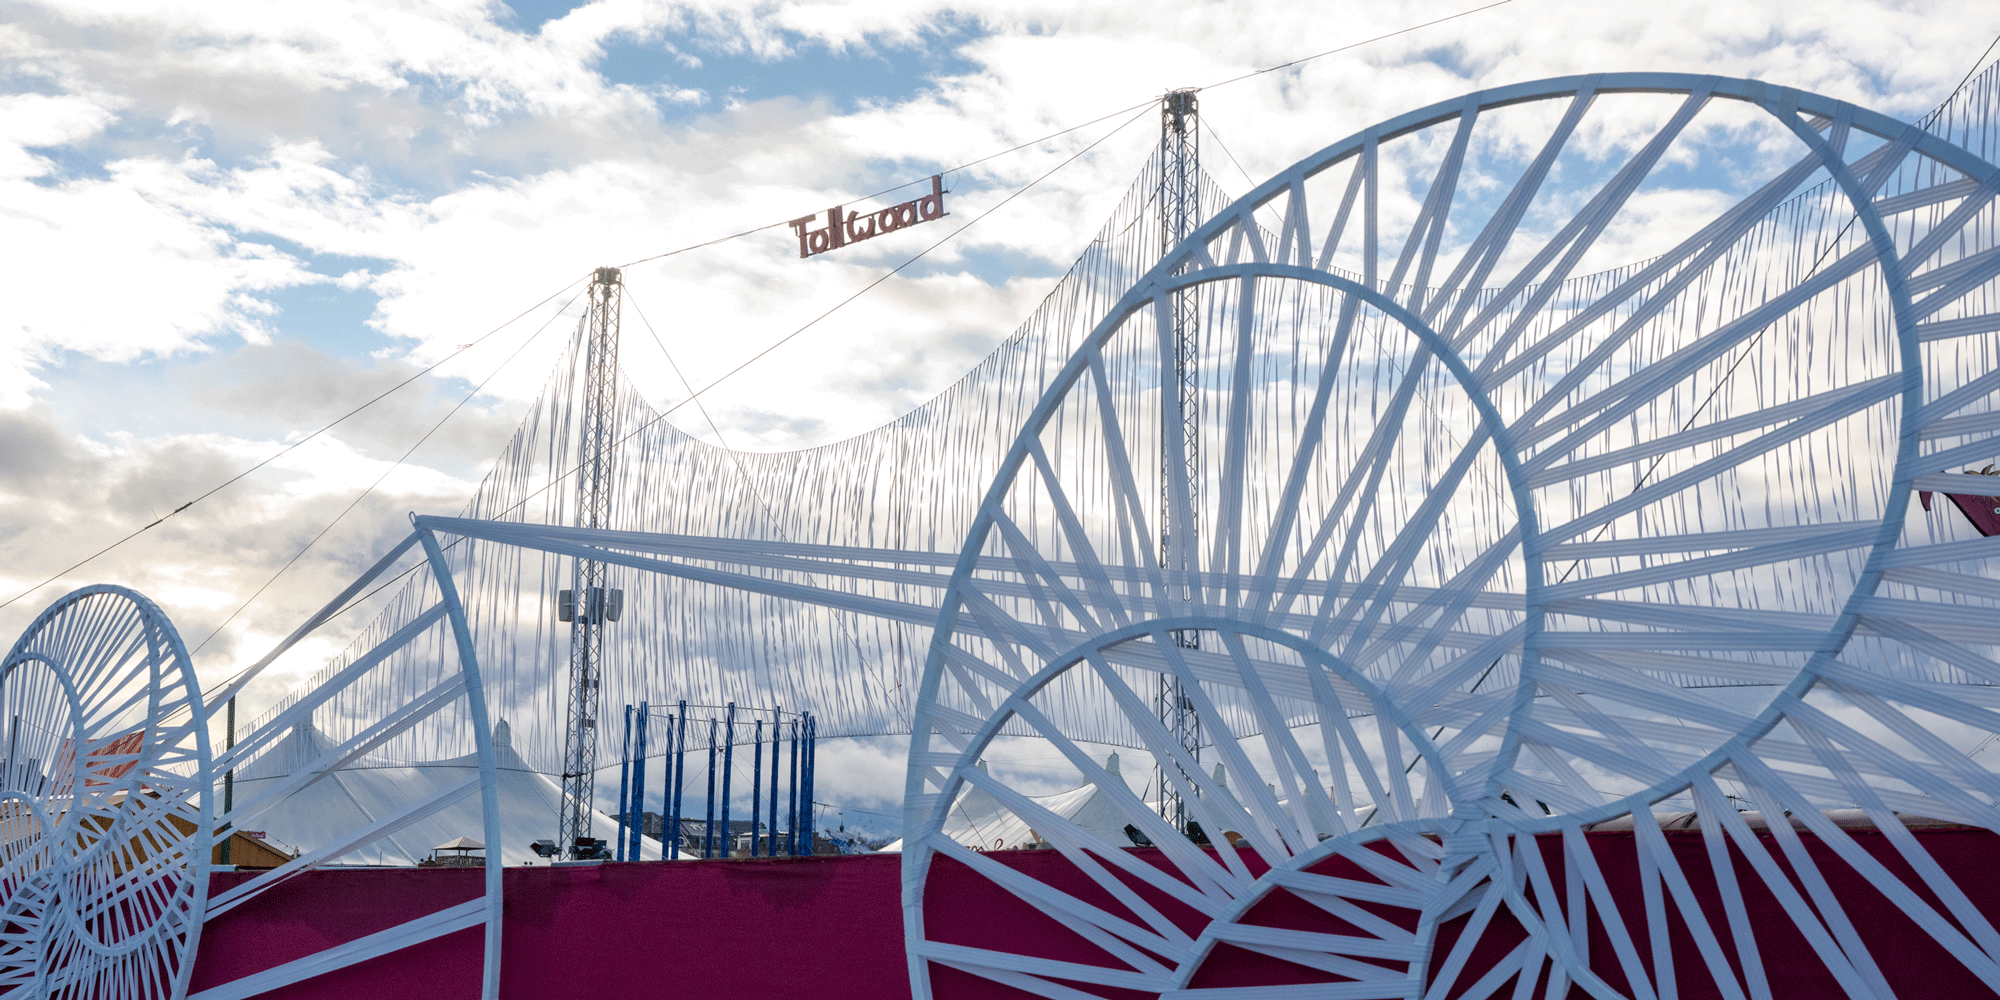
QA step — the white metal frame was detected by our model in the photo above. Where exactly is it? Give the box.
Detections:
[901,73,2000,999]
[0,585,212,999]
[187,527,504,1000]
[30,67,1991,1000]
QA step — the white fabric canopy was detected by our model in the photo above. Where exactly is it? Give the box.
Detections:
[233,719,655,867]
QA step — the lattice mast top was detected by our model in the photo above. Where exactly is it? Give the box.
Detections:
[1157,88,1203,834]
[558,265,624,858]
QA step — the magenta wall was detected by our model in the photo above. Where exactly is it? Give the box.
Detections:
[190,829,2000,999]
[192,854,911,999]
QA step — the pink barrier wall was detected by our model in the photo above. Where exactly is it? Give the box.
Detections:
[191,829,2000,999]
[192,854,911,999]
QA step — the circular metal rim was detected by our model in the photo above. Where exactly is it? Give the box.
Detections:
[904,71,2000,999]
[0,585,213,995]
[907,70,1998,834]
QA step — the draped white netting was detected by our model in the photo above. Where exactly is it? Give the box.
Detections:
[244,154,1239,770]
[248,65,2000,788]
[880,70,2000,1000]
[168,63,2000,1000]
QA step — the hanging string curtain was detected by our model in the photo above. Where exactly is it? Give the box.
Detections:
[246,64,2000,773]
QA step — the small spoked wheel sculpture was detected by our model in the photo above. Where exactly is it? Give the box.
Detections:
[905,74,2000,998]
[0,586,212,998]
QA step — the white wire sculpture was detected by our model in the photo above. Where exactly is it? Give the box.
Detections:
[0,533,508,999]
[251,160,1239,766]
[0,585,212,998]
[185,528,505,1000]
[17,67,2000,1000]
[897,73,2000,999]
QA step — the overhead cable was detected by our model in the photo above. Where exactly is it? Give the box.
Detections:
[0,274,591,612]
[616,0,1516,270]
[189,288,584,656]
[4,1,1519,614]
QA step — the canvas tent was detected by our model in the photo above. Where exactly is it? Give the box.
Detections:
[880,753,1253,853]
[231,719,657,867]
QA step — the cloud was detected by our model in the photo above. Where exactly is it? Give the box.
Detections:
[0,126,321,379]
[4,0,1999,817]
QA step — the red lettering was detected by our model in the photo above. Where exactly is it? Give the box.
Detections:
[788,215,816,258]
[918,175,946,220]
[793,176,946,259]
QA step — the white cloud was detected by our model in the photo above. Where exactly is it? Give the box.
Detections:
[2,156,317,370]
[3,0,1998,801]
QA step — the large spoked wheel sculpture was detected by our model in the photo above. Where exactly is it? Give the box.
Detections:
[0,586,212,998]
[905,74,2000,998]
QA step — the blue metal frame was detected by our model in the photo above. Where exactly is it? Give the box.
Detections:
[768,706,782,856]
[628,701,648,860]
[703,717,718,858]
[803,713,816,855]
[720,703,736,858]
[670,701,687,859]
[750,718,763,856]
[615,705,632,862]
[787,718,800,856]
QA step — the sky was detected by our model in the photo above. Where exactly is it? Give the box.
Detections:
[3,0,1999,837]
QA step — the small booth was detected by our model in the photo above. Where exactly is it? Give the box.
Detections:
[420,836,485,868]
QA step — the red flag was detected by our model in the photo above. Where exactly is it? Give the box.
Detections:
[47,729,146,794]
[1919,470,2000,537]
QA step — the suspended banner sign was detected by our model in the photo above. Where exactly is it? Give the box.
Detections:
[789,175,947,259]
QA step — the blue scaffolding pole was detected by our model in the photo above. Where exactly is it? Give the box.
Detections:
[668,712,684,860]
[615,704,632,862]
[703,717,718,858]
[628,701,648,860]
[669,701,687,860]
[787,718,800,856]
[802,713,816,856]
[750,718,763,857]
[720,703,736,858]
[767,706,782,856]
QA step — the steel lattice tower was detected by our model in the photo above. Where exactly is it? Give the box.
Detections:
[558,265,624,858]
[1156,88,1203,834]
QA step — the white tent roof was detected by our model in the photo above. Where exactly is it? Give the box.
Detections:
[880,755,1259,853]
[232,719,659,867]
[881,753,1151,853]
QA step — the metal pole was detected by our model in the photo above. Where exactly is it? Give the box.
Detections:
[803,714,816,856]
[629,702,649,860]
[559,265,624,859]
[787,719,800,856]
[750,719,763,857]
[220,697,235,866]
[670,702,687,860]
[657,710,673,860]
[712,720,728,860]
[767,707,782,856]
[615,705,632,862]
[1156,90,1203,834]
[720,703,736,858]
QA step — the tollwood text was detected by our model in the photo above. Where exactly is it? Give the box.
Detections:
[789,176,947,259]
